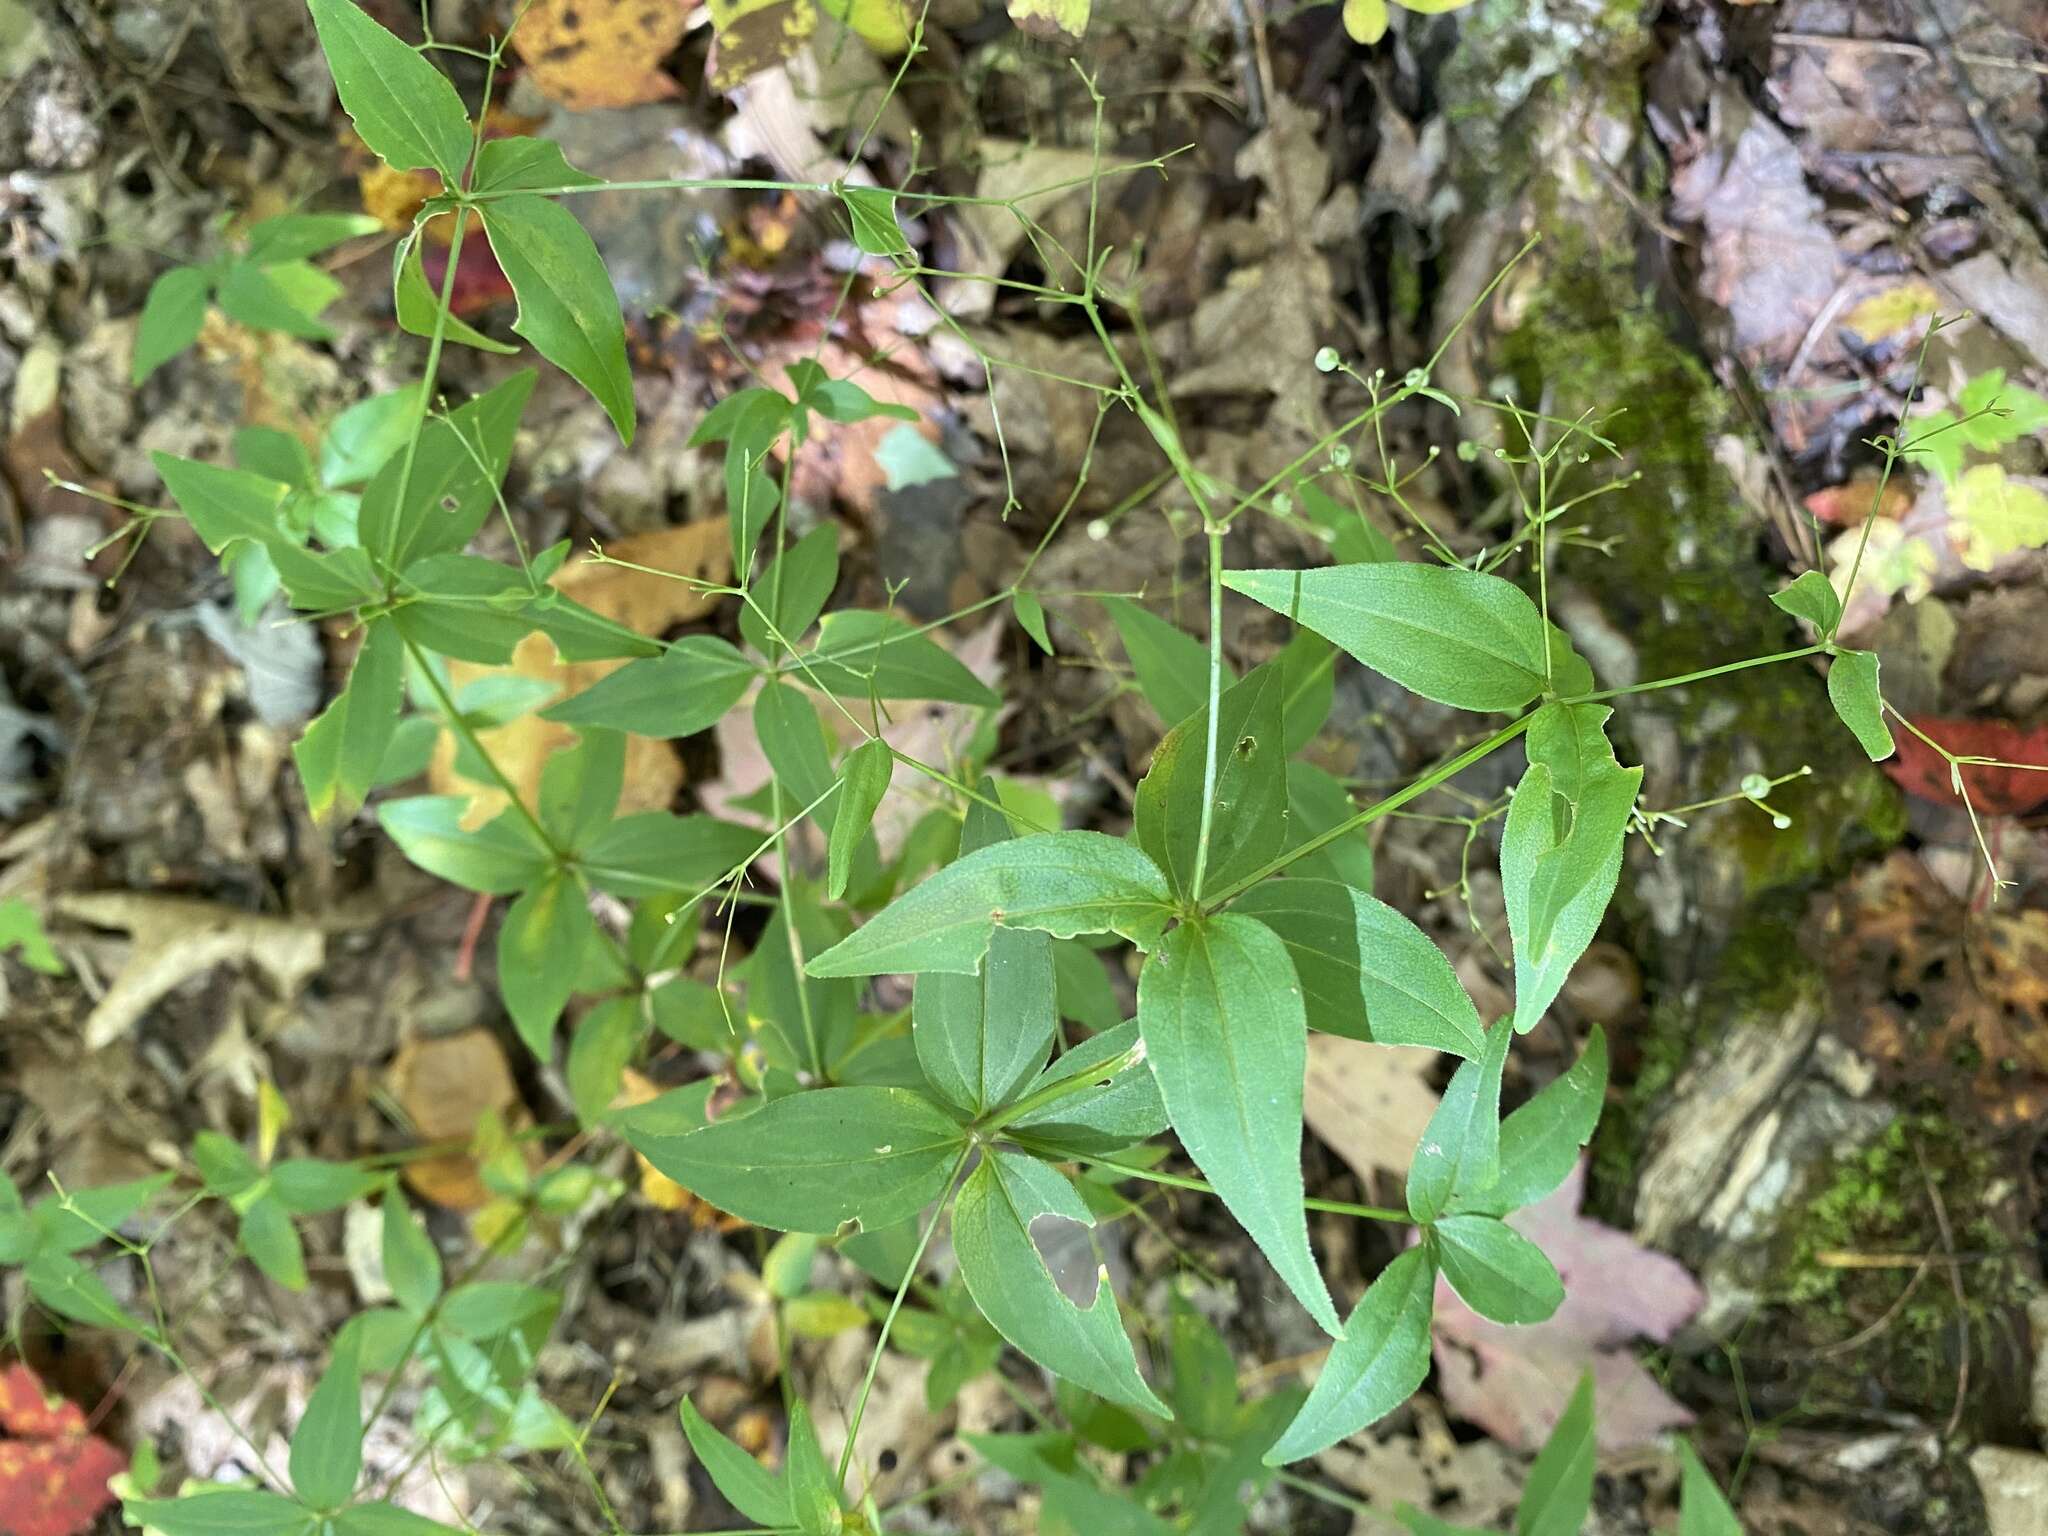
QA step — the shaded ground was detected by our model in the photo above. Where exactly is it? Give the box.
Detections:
[2,0,2046,1532]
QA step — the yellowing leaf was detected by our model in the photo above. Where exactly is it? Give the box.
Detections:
[1827,519,1936,605]
[511,0,688,109]
[819,0,913,50]
[1950,463,2048,571]
[1007,0,1090,46]
[430,520,732,827]
[1840,280,1941,343]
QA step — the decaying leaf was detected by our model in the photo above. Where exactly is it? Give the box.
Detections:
[1302,1036,1442,1191]
[1840,280,1942,344]
[709,0,817,92]
[1007,0,1090,47]
[432,520,732,827]
[0,1362,127,1536]
[1431,1162,1703,1452]
[55,893,325,1052]
[389,1027,532,1209]
[1832,851,2048,1125]
[1882,716,2048,817]
[511,0,691,110]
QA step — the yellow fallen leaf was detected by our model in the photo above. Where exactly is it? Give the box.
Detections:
[511,0,691,111]
[1950,462,2048,571]
[432,520,732,828]
[389,1028,532,1211]
[1841,280,1942,343]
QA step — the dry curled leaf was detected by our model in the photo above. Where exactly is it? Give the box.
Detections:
[512,0,693,110]
[431,519,732,827]
[56,893,325,1052]
[0,1363,126,1536]
[1302,1035,1441,1191]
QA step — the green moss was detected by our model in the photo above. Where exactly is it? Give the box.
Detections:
[1773,1112,2032,1425]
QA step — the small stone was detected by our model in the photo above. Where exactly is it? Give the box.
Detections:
[1971,1447,2048,1536]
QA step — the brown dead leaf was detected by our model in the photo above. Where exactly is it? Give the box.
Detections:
[56,893,325,1052]
[708,0,817,93]
[1831,852,2048,1125]
[432,519,731,827]
[512,0,692,111]
[389,1027,530,1210]
[1302,1036,1441,1193]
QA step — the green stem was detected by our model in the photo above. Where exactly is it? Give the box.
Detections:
[980,1043,1144,1133]
[1082,1155,1407,1225]
[1568,645,1821,704]
[1190,521,1226,903]
[835,1146,971,1486]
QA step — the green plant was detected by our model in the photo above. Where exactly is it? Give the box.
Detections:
[7,2,2002,1532]
[131,211,382,385]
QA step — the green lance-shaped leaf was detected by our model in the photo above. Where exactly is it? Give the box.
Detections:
[307,0,473,180]
[543,636,756,738]
[381,1195,442,1315]
[237,1193,307,1291]
[807,831,1174,977]
[1516,1371,1595,1536]
[1004,1018,1168,1155]
[294,617,402,823]
[134,265,211,384]
[318,384,423,489]
[1432,1213,1562,1325]
[289,1339,363,1509]
[152,452,293,560]
[839,184,912,256]
[1524,699,1620,809]
[393,229,518,354]
[1134,662,1287,900]
[1502,761,1641,1034]
[1406,1019,1512,1223]
[1105,596,1224,728]
[124,1490,315,1536]
[1769,569,1842,632]
[1234,880,1485,1055]
[497,872,598,1058]
[798,610,1001,707]
[624,1085,966,1233]
[680,1400,795,1530]
[358,369,535,571]
[830,738,894,899]
[1458,1026,1607,1218]
[332,1504,468,1536]
[1224,563,1549,713]
[482,194,636,443]
[954,1149,1169,1416]
[785,1399,843,1535]
[741,523,840,655]
[1677,1440,1743,1536]
[913,788,1057,1116]
[1827,648,1894,760]
[472,136,604,194]
[376,796,551,894]
[1138,914,1341,1336]
[580,812,761,898]
[1264,1246,1436,1464]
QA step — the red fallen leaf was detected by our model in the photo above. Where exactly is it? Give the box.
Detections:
[1884,716,2048,816]
[0,1363,127,1536]
[418,237,515,319]
[1430,1163,1703,1452]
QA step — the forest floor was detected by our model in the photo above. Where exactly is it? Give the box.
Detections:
[3,0,2048,1532]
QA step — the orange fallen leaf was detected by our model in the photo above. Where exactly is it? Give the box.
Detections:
[512,0,696,111]
[390,1028,531,1210]
[431,519,733,828]
[0,1363,126,1536]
